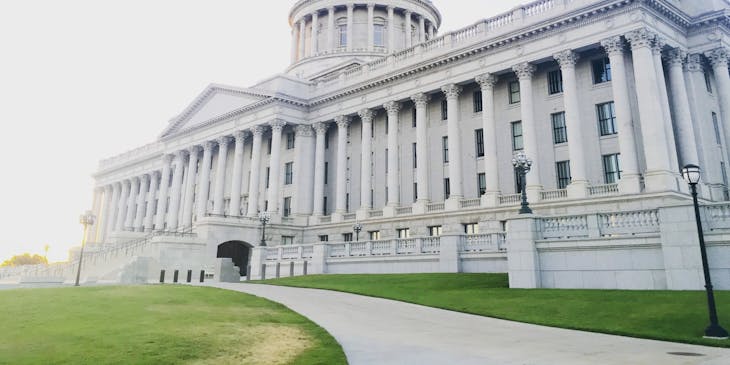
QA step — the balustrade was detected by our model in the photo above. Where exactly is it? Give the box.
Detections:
[705,203,730,230]
[499,193,522,205]
[589,183,619,197]
[427,202,445,212]
[541,215,589,239]
[460,233,506,252]
[598,210,660,236]
[540,189,567,201]
[460,198,482,209]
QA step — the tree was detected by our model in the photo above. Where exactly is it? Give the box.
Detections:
[1,253,48,267]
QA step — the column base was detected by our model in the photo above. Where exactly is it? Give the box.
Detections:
[331,212,345,223]
[382,205,397,218]
[481,192,500,207]
[618,174,642,195]
[445,196,462,211]
[356,208,370,221]
[566,180,589,199]
[709,184,727,201]
[526,185,543,204]
[644,170,680,193]
[412,200,429,214]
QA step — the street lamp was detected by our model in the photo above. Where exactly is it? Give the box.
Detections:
[75,210,96,287]
[512,151,533,214]
[353,222,363,242]
[258,211,271,247]
[681,164,729,339]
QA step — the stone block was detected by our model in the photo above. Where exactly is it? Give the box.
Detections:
[615,271,654,290]
[581,271,617,289]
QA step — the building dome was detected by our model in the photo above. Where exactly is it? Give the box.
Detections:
[287,0,442,79]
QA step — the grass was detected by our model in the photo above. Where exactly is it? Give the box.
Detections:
[259,273,730,348]
[0,285,346,365]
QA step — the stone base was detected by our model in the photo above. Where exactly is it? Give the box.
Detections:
[567,180,588,199]
[445,196,462,211]
[356,208,370,221]
[481,192,499,207]
[412,200,428,214]
[382,205,397,218]
[618,174,642,195]
[645,170,680,193]
[526,185,543,204]
[331,212,344,223]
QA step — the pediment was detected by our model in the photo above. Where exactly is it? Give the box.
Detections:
[160,84,272,138]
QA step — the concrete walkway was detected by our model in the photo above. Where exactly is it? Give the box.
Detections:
[206,283,730,365]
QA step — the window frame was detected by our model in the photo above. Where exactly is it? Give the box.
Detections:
[473,90,483,113]
[464,223,479,235]
[592,57,612,84]
[602,154,622,184]
[475,128,485,157]
[547,69,563,95]
[442,136,449,163]
[477,173,487,196]
[428,225,443,237]
[284,162,294,185]
[555,160,571,190]
[283,196,292,217]
[551,111,568,144]
[286,132,295,149]
[597,102,618,136]
[508,81,521,104]
[511,121,524,151]
[441,99,448,120]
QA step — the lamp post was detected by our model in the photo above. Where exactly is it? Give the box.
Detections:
[75,210,96,287]
[512,151,533,214]
[681,164,729,339]
[353,222,363,242]
[258,211,271,247]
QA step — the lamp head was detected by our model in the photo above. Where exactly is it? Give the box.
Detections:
[681,164,701,185]
[353,222,362,232]
[79,210,96,226]
[512,151,532,171]
[258,211,271,224]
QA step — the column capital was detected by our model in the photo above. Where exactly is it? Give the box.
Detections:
[410,93,431,107]
[512,63,536,80]
[187,145,201,156]
[651,36,667,56]
[234,130,251,142]
[358,108,375,122]
[383,101,401,114]
[666,48,687,66]
[705,47,729,68]
[140,173,150,183]
[251,124,268,137]
[600,36,625,56]
[327,6,335,13]
[554,50,580,68]
[441,84,463,99]
[150,170,161,179]
[366,3,375,10]
[684,53,703,72]
[269,119,287,131]
[216,136,232,148]
[104,185,113,192]
[475,73,498,90]
[162,153,174,164]
[625,28,656,50]
[313,121,330,135]
[130,175,140,183]
[334,115,351,128]
[174,150,186,162]
[346,2,354,10]
[295,124,315,137]
[404,9,412,16]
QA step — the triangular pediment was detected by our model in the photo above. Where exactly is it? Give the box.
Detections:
[160,84,272,138]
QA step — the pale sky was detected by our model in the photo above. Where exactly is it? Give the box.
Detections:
[0,0,525,262]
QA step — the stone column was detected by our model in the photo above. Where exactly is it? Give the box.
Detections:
[166,151,186,230]
[706,48,730,167]
[429,23,435,39]
[346,4,354,52]
[144,171,159,231]
[100,184,115,240]
[367,4,375,51]
[358,109,374,214]
[411,93,431,211]
[182,146,200,227]
[311,12,319,56]
[125,176,140,231]
[267,120,286,213]
[116,180,130,231]
[387,6,395,52]
[666,49,700,167]
[196,142,214,219]
[442,84,464,204]
[247,125,266,216]
[626,28,675,192]
[327,7,335,51]
[213,137,232,215]
[384,101,401,208]
[154,154,173,230]
[133,174,149,231]
[290,22,298,63]
[419,15,426,43]
[600,36,641,194]
[554,50,589,198]
[229,131,249,217]
[475,74,500,206]
[512,63,542,199]
[404,10,412,48]
[652,37,680,174]
[295,125,316,215]
[334,116,351,214]
[312,122,329,216]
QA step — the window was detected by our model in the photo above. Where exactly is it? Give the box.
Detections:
[722,162,729,200]
[551,112,567,144]
[281,236,295,245]
[548,69,563,94]
[283,197,292,217]
[597,102,617,136]
[412,107,417,128]
[374,24,385,46]
[343,233,353,242]
[284,162,293,185]
[713,112,722,145]
[323,196,328,216]
[473,90,483,112]
[319,235,329,242]
[385,148,389,173]
[397,228,410,239]
[444,178,451,199]
[385,113,389,134]
[412,143,417,169]
[705,71,713,93]
[346,193,350,211]
[602,154,621,183]
[477,173,487,195]
[592,57,612,84]
[267,136,272,154]
[338,25,347,47]
[370,189,374,207]
[441,99,448,120]
[325,130,330,149]
[264,200,269,211]
[556,161,571,189]
[413,182,418,202]
[324,162,328,184]
[511,121,523,151]
[369,231,381,240]
[428,226,442,237]
[509,81,521,104]
[464,223,479,235]
[442,136,449,163]
[475,129,484,157]
[286,132,295,149]
[265,167,270,188]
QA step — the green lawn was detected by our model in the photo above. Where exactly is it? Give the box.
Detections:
[260,273,730,348]
[0,285,346,365]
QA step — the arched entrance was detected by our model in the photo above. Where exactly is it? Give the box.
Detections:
[217,241,252,276]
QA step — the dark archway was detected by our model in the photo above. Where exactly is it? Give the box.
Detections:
[217,241,252,276]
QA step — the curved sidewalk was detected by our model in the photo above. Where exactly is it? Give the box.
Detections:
[207,283,730,365]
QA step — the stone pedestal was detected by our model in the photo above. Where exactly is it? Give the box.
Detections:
[311,243,327,274]
[249,247,265,280]
[438,234,461,273]
[659,205,704,290]
[566,181,588,199]
[506,215,541,288]
[526,186,542,205]
[412,201,428,214]
[618,174,642,195]
[645,171,680,193]
[481,192,499,208]
[445,197,461,211]
[382,205,397,217]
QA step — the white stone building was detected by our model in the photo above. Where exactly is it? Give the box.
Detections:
[10,0,730,290]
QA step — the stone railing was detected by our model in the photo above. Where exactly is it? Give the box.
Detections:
[540,189,568,201]
[538,209,661,240]
[460,233,507,253]
[319,216,332,224]
[369,210,384,218]
[327,237,441,258]
[499,194,522,205]
[427,202,445,212]
[396,206,413,215]
[343,213,357,221]
[598,210,660,236]
[541,215,589,239]
[460,198,482,209]
[265,245,316,261]
[589,183,620,197]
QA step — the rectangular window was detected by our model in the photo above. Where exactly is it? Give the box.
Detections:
[338,25,347,47]
[428,226,442,237]
[713,112,722,145]
[370,189,374,208]
[475,128,485,157]
[551,112,568,144]
[264,200,268,211]
[284,162,293,185]
[597,102,617,136]
[385,148,389,173]
[412,143,417,169]
[511,121,523,151]
[324,162,328,185]
[441,99,448,120]
[286,132,295,149]
[397,228,410,239]
[281,236,295,245]
[442,136,449,163]
[325,130,330,149]
[319,235,329,242]
[722,162,729,200]
[369,231,381,240]
[413,182,418,202]
[265,167,270,188]
[283,197,292,217]
[412,107,417,128]
[548,69,563,94]
[343,233,353,242]
[464,223,479,235]
[346,193,350,212]
[267,136,272,154]
[592,57,612,84]
[385,113,389,134]
[705,71,713,93]
[556,160,571,189]
[477,173,487,196]
[323,196,328,216]
[374,24,385,46]
[444,178,451,199]
[509,81,521,104]
[602,154,622,183]
[473,90,483,112]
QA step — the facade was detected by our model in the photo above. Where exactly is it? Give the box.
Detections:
[8,0,730,289]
